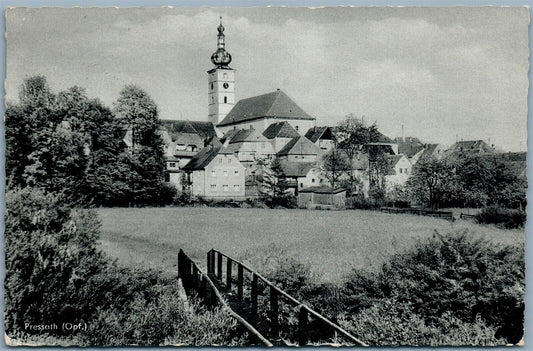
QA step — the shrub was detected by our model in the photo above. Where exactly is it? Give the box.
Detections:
[346,196,380,210]
[5,187,106,337]
[339,299,504,346]
[343,231,524,344]
[475,206,526,229]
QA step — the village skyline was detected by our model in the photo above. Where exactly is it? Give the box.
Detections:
[5,6,529,151]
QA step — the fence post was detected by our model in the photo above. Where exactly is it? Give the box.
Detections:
[298,305,308,346]
[217,252,223,280]
[207,251,212,274]
[251,273,258,315]
[226,258,232,290]
[270,287,279,337]
[237,264,244,300]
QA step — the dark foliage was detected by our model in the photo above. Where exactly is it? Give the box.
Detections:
[475,206,526,229]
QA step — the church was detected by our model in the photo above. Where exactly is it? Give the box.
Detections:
[206,18,316,136]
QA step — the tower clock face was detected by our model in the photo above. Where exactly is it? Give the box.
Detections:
[223,82,229,89]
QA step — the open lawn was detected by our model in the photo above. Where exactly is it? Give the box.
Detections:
[97,207,524,283]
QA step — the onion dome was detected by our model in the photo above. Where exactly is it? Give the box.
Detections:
[211,17,232,67]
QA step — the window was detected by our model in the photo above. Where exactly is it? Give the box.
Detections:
[312,178,316,183]
[211,184,217,191]
[210,83,214,90]
[399,168,403,174]
[169,162,176,168]
[211,170,216,177]
[234,170,239,176]
[300,183,303,188]
[224,96,227,103]
[223,185,229,192]
[228,158,232,164]
[295,156,299,159]
[234,185,240,191]
[219,157,222,164]
[223,170,228,177]
[405,168,408,174]
[295,125,299,131]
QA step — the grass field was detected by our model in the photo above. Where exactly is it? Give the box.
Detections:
[97,207,524,283]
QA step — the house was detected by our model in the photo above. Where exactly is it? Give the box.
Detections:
[394,137,425,160]
[447,140,495,156]
[277,136,320,163]
[305,126,336,153]
[368,132,398,155]
[221,127,276,169]
[279,161,328,194]
[181,145,246,200]
[385,154,413,192]
[216,89,316,135]
[351,152,370,197]
[297,186,347,209]
[411,143,447,164]
[262,121,300,152]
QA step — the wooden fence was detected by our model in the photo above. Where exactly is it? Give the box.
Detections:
[380,207,454,220]
[460,213,477,220]
[205,249,368,346]
[178,249,273,346]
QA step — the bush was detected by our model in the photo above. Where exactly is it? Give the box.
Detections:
[5,187,106,336]
[475,206,526,229]
[339,299,504,346]
[346,196,380,210]
[342,231,524,344]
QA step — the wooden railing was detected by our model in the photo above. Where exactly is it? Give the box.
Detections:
[178,249,273,346]
[380,207,454,220]
[207,249,368,346]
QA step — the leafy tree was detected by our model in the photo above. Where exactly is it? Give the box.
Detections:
[113,85,167,206]
[321,148,350,189]
[259,157,295,208]
[406,156,458,210]
[367,145,390,204]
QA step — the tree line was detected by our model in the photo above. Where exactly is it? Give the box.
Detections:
[6,76,173,207]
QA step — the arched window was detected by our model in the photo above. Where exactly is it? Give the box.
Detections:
[224,96,227,103]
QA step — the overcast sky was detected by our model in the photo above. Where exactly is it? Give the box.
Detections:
[5,6,529,151]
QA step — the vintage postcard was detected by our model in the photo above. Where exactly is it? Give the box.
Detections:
[3,6,528,346]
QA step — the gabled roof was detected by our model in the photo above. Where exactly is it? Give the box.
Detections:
[218,90,315,127]
[160,120,216,139]
[305,126,335,143]
[448,140,494,154]
[263,121,300,139]
[299,186,346,194]
[277,136,320,156]
[387,154,409,175]
[279,161,316,177]
[369,131,395,144]
[181,146,234,171]
[394,137,425,157]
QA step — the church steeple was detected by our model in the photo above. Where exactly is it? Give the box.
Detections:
[207,17,235,126]
[211,17,232,68]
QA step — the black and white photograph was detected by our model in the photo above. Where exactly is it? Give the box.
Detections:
[3,5,529,346]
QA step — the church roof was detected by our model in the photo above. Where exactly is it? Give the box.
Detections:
[277,136,320,156]
[218,90,315,127]
[160,120,216,139]
[181,145,233,171]
[263,121,300,139]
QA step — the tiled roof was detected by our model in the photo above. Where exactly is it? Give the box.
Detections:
[218,90,315,127]
[277,136,320,156]
[448,140,494,154]
[279,161,316,177]
[305,126,334,143]
[386,154,408,175]
[394,137,425,157]
[160,120,216,139]
[299,186,346,194]
[263,121,300,139]
[181,146,233,171]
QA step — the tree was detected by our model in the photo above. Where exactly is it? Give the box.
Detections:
[406,156,458,210]
[321,148,351,189]
[113,85,167,206]
[259,157,295,208]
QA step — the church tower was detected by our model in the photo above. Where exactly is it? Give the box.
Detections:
[208,17,235,126]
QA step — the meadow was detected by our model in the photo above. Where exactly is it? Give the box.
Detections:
[97,207,524,283]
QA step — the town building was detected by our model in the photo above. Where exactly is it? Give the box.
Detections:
[385,154,413,191]
[297,186,347,209]
[279,161,328,194]
[221,127,276,170]
[305,126,336,154]
[181,145,246,200]
[277,136,320,163]
[446,140,495,156]
[262,121,300,153]
[216,89,316,135]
